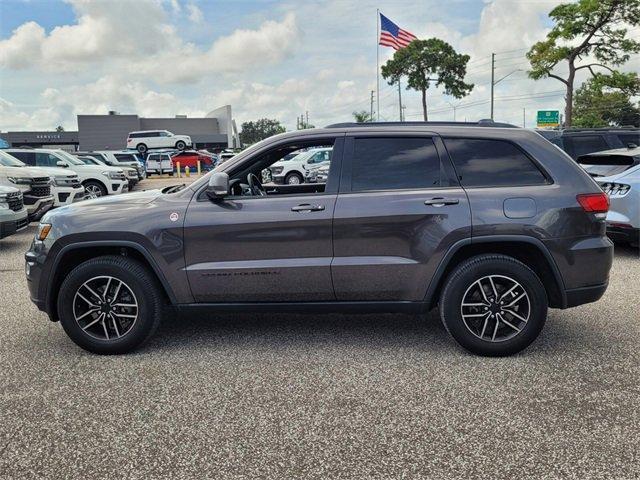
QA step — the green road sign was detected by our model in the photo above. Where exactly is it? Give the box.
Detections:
[537,110,560,127]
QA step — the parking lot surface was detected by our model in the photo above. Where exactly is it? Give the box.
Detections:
[0,190,638,478]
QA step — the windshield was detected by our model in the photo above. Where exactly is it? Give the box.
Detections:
[55,150,85,166]
[0,150,26,167]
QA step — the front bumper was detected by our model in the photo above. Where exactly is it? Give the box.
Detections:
[53,186,86,207]
[24,196,54,222]
[0,210,29,239]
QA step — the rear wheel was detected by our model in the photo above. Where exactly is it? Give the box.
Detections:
[136,143,148,154]
[57,255,163,354]
[439,254,547,356]
[83,180,107,198]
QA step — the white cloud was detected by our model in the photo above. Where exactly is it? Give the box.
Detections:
[186,3,203,23]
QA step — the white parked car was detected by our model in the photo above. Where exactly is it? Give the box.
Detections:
[268,147,332,185]
[7,148,128,199]
[0,150,84,208]
[126,130,192,154]
[86,150,145,180]
[145,151,174,175]
[578,147,640,247]
[0,185,29,239]
[0,161,53,221]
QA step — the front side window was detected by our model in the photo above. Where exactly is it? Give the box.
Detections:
[114,154,134,162]
[351,137,442,192]
[443,138,548,187]
[35,152,60,167]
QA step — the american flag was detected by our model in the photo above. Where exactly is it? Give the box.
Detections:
[379,13,417,50]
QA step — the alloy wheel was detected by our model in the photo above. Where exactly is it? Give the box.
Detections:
[84,184,103,199]
[460,274,530,343]
[73,275,139,341]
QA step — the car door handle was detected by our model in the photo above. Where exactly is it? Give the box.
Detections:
[424,197,460,206]
[291,204,325,212]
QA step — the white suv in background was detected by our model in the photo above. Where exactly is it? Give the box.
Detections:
[0,162,54,221]
[126,130,192,154]
[268,147,333,185]
[7,148,128,198]
[0,150,84,208]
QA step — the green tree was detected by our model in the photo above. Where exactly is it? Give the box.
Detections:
[352,110,373,123]
[381,38,473,121]
[55,125,64,132]
[239,118,286,146]
[527,0,640,127]
[573,72,640,127]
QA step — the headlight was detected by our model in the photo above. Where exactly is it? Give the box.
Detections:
[0,195,8,209]
[103,171,123,180]
[54,176,71,186]
[271,166,284,175]
[7,177,32,185]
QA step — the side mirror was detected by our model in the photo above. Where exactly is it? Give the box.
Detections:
[206,172,229,200]
[56,161,68,168]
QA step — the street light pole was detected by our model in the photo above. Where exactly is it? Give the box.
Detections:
[490,52,495,120]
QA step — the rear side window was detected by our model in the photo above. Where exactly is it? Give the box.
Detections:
[565,135,609,158]
[444,138,548,187]
[114,154,134,162]
[351,137,443,191]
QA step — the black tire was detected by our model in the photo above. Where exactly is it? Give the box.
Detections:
[439,254,547,357]
[83,180,107,198]
[175,141,186,151]
[57,255,163,354]
[285,172,303,185]
[136,143,148,154]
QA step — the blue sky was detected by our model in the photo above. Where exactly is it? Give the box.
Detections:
[0,0,575,131]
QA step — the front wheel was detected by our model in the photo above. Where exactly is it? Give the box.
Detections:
[57,255,163,354]
[83,180,107,198]
[136,143,148,154]
[439,254,547,356]
[175,141,186,150]
[285,172,303,185]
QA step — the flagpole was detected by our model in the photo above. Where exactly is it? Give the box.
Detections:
[376,8,380,121]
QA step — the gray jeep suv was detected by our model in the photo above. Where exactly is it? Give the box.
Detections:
[25,122,613,356]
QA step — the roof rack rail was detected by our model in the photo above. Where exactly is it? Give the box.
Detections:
[325,119,518,128]
[562,126,639,131]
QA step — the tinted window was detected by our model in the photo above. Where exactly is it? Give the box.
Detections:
[444,138,547,187]
[9,151,36,165]
[129,133,143,138]
[114,154,134,162]
[351,137,442,191]
[35,152,60,167]
[566,135,609,158]
[617,133,639,147]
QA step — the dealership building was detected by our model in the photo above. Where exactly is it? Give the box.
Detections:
[0,105,240,152]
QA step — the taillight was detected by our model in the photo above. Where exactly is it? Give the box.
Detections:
[577,193,609,213]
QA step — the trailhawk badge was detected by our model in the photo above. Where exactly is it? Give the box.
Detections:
[169,212,179,222]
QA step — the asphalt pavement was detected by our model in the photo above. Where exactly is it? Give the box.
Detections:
[0,191,638,478]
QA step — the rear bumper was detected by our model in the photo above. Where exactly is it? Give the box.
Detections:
[565,282,608,308]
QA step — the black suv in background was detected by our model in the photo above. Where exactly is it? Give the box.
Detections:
[25,122,613,356]
[537,127,639,159]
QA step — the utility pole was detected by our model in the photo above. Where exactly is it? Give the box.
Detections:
[397,80,403,121]
[523,108,526,128]
[305,111,309,128]
[490,52,495,120]
[401,105,406,122]
[370,90,375,121]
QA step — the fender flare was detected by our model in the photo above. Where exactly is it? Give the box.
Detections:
[46,240,178,314]
[423,235,567,309]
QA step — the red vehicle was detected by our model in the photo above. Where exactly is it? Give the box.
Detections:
[171,150,215,171]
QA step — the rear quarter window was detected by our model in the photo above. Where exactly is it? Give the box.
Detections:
[443,138,548,187]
